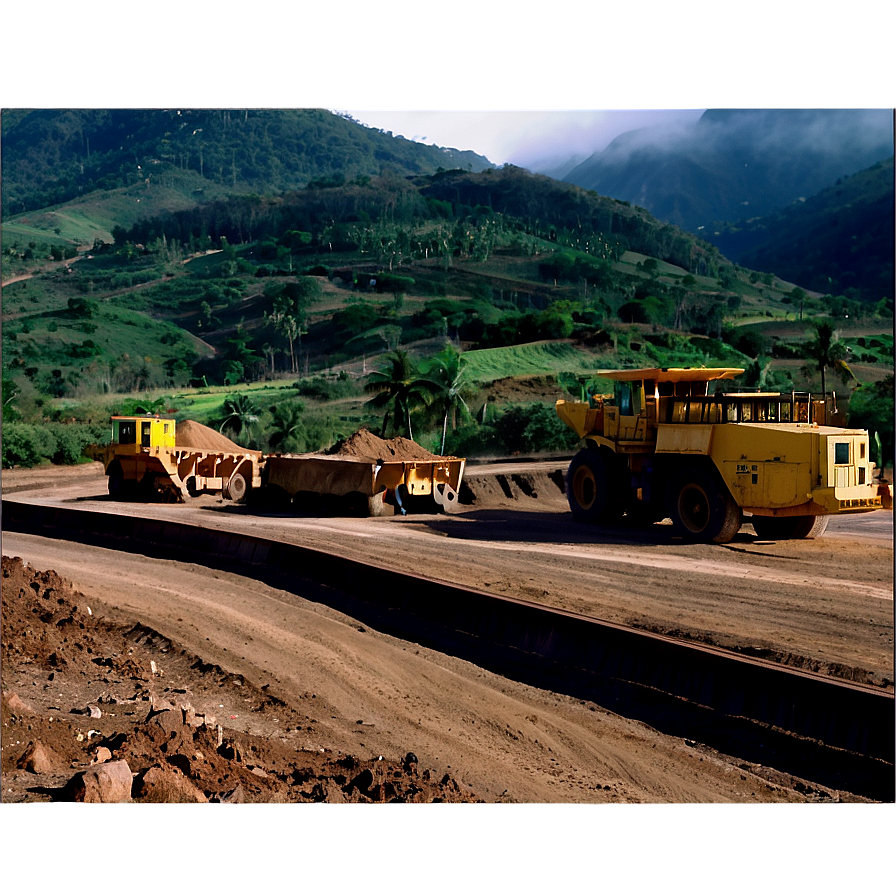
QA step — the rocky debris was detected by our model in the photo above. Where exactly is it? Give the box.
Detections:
[66,759,134,803]
[1,555,478,804]
[325,427,439,462]
[133,765,208,803]
[2,689,35,717]
[17,741,63,774]
[92,746,112,765]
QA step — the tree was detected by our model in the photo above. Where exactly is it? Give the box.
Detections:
[218,394,259,438]
[365,350,436,442]
[848,374,894,475]
[268,400,306,452]
[264,277,321,374]
[2,377,20,423]
[68,296,97,318]
[800,319,849,398]
[422,344,473,454]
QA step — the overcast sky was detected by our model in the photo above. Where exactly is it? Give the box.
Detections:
[4,4,890,197]
[343,109,705,169]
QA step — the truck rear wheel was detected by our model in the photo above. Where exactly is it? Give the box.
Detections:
[226,472,248,503]
[668,468,742,544]
[751,514,829,540]
[566,448,624,524]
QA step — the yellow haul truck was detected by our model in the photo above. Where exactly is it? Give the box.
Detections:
[263,453,465,516]
[555,367,891,543]
[98,416,465,515]
[99,416,262,503]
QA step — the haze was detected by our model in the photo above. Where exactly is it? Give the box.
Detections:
[343,109,705,171]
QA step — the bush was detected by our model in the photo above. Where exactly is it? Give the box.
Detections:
[295,374,358,402]
[1,422,107,468]
[484,404,582,456]
[443,422,502,457]
[1,424,56,467]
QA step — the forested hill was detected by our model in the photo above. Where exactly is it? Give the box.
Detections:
[0,109,493,217]
[711,158,895,304]
[120,165,725,277]
[563,109,894,233]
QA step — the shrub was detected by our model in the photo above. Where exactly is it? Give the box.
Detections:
[1,424,56,467]
[494,404,580,455]
[295,374,358,402]
[1,422,107,468]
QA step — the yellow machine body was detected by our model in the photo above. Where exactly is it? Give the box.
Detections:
[264,454,466,515]
[98,416,262,503]
[556,367,890,542]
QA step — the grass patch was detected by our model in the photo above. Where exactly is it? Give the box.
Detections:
[464,341,602,382]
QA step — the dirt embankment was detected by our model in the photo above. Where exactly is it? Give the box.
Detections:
[0,556,475,803]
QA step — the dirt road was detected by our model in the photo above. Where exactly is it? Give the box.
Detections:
[2,461,893,805]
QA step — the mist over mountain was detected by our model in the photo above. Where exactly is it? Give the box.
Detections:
[562,109,894,233]
[712,157,894,303]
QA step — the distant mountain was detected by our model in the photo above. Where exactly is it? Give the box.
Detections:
[563,109,894,233]
[712,158,895,303]
[0,109,493,217]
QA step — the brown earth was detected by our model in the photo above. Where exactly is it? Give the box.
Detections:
[325,427,438,461]
[1,461,892,808]
[175,419,251,452]
[1,556,472,804]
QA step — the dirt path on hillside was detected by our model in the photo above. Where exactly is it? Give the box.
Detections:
[2,462,892,805]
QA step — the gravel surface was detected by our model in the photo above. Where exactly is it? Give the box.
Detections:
[4,461,890,806]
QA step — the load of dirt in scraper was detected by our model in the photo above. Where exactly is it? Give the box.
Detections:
[175,420,249,452]
[325,428,438,462]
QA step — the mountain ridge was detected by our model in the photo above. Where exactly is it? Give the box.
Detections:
[562,109,893,232]
[1,109,494,218]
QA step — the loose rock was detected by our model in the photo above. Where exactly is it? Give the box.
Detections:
[67,759,133,803]
[17,741,61,774]
[133,765,208,803]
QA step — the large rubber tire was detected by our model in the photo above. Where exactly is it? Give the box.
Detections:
[566,448,625,524]
[107,462,137,501]
[138,473,162,503]
[259,484,292,510]
[667,467,742,544]
[751,514,829,540]
[225,472,248,504]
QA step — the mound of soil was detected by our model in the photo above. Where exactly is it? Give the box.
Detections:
[176,420,251,453]
[0,556,476,803]
[326,428,439,462]
[483,375,571,403]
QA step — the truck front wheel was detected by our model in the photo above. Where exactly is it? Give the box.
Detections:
[566,448,624,524]
[107,462,137,501]
[668,468,742,544]
[751,514,829,540]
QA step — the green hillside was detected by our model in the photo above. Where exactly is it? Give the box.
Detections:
[2,114,893,468]
[712,158,895,304]
[1,109,493,218]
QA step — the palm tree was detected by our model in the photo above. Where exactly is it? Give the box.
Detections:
[365,350,436,442]
[219,394,259,439]
[423,344,472,454]
[268,401,305,452]
[801,320,849,399]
